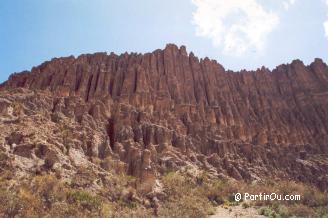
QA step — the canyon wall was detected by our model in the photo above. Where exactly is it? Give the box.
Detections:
[1,44,328,189]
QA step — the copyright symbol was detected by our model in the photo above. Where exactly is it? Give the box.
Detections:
[235,193,242,202]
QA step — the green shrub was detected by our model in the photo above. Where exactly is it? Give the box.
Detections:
[159,171,214,218]
[316,206,328,218]
[242,202,250,209]
[68,190,102,212]
[259,206,273,216]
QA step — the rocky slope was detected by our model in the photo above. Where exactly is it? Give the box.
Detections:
[1,44,328,194]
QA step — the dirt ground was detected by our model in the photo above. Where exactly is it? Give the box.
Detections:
[211,205,265,218]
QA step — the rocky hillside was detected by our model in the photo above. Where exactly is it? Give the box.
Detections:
[3,44,328,145]
[1,44,328,187]
[0,44,328,216]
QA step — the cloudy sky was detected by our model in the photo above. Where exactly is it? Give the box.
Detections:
[1,0,328,82]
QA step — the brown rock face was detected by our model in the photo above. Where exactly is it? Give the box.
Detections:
[1,44,328,190]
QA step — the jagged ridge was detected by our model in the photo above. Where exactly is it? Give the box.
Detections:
[2,44,328,146]
[1,44,328,190]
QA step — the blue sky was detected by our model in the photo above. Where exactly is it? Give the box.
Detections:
[1,0,328,83]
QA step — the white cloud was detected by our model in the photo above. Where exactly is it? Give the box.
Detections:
[325,0,328,39]
[324,21,328,38]
[283,0,296,11]
[191,0,280,56]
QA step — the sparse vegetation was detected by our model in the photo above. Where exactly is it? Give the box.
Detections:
[0,174,150,217]
[0,169,327,217]
[157,170,328,218]
[158,172,214,218]
[259,205,289,218]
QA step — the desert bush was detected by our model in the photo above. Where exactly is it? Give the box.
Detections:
[67,190,102,212]
[111,205,153,218]
[158,171,214,218]
[158,194,213,218]
[161,172,192,196]
[259,206,274,216]
[259,205,289,218]
[286,204,315,218]
[316,206,328,218]
[242,202,250,208]
[0,188,22,217]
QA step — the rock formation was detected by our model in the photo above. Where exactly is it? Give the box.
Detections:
[1,44,328,191]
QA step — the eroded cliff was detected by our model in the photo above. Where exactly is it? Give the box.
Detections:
[1,44,328,191]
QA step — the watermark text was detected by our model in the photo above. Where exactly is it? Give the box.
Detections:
[234,193,301,202]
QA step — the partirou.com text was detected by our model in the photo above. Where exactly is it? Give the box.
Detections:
[234,193,301,202]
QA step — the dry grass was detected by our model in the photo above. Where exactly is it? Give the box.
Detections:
[0,174,151,218]
[209,179,328,218]
[158,172,215,218]
[0,170,327,217]
[157,171,328,218]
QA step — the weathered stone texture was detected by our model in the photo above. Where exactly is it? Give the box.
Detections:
[1,44,328,190]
